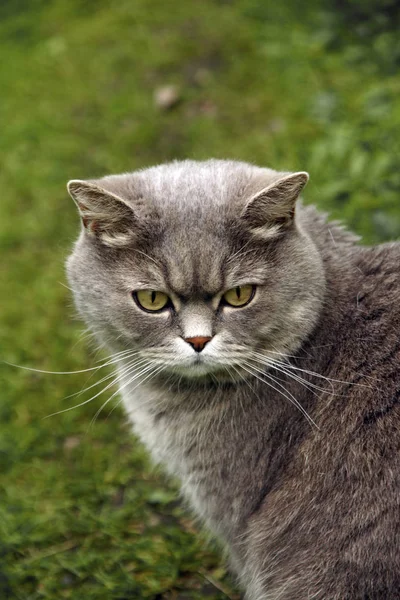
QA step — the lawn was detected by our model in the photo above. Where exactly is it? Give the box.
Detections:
[1,1,400,598]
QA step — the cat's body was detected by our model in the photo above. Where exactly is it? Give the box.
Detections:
[67,160,400,599]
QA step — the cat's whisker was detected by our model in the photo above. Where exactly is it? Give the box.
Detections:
[260,347,303,360]
[58,281,74,292]
[255,362,333,412]
[63,357,150,400]
[44,359,154,418]
[244,364,319,429]
[273,364,340,396]
[241,361,319,428]
[89,361,165,427]
[268,343,316,361]
[4,349,142,377]
[229,363,250,386]
[266,359,338,389]
[108,363,189,423]
[53,351,145,405]
[94,348,141,363]
[91,349,140,367]
[247,357,322,398]
[105,361,178,421]
[278,359,377,389]
[44,387,117,418]
[271,359,376,389]
[4,361,114,376]
[257,357,342,397]
[247,354,336,396]
[250,350,373,389]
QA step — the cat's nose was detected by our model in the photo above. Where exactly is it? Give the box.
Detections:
[184,336,212,352]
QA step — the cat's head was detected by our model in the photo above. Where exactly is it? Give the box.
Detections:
[66,160,325,381]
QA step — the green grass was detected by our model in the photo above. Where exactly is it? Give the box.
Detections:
[1,1,400,598]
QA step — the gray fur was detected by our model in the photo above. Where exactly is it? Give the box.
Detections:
[67,159,400,599]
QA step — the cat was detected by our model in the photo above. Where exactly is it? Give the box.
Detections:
[66,159,400,599]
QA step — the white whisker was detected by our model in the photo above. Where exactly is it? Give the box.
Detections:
[248,354,336,396]
[89,361,164,427]
[250,350,373,388]
[63,357,150,400]
[4,361,110,376]
[4,350,140,376]
[241,361,319,429]
[44,358,152,418]
[105,360,178,421]
[94,348,140,363]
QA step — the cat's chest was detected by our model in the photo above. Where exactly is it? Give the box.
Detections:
[122,383,223,477]
[123,386,195,476]
[121,382,264,538]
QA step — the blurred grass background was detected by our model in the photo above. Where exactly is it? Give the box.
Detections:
[1,0,400,598]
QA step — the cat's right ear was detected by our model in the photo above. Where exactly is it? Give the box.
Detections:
[67,180,136,247]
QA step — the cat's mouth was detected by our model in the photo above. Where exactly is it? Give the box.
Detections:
[172,360,220,378]
[166,355,245,382]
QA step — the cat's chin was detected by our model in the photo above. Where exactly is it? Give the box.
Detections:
[165,361,246,383]
[169,363,225,379]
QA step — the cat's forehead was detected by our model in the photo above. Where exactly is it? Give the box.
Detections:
[126,228,227,297]
[133,232,264,298]
[159,233,227,297]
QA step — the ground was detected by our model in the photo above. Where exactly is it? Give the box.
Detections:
[1,1,400,598]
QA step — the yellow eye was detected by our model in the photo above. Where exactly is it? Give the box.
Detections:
[134,290,170,312]
[222,285,255,307]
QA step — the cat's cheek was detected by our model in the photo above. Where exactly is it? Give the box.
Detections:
[107,310,174,349]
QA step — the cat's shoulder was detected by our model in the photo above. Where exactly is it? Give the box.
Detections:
[343,241,400,341]
[356,241,400,295]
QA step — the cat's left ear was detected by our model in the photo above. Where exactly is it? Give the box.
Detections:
[241,172,309,238]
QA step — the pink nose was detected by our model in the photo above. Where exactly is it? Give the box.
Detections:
[184,336,212,352]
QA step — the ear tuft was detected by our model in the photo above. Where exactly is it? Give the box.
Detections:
[67,179,136,247]
[241,171,309,238]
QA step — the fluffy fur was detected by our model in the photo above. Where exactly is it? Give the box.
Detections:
[67,160,400,599]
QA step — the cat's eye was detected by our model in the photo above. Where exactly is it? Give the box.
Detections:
[222,285,255,308]
[133,290,170,312]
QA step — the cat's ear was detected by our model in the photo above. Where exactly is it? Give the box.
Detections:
[67,180,136,247]
[241,172,309,238]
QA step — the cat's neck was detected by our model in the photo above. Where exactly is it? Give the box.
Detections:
[121,367,316,543]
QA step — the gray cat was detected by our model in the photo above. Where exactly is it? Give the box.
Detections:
[66,160,400,599]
